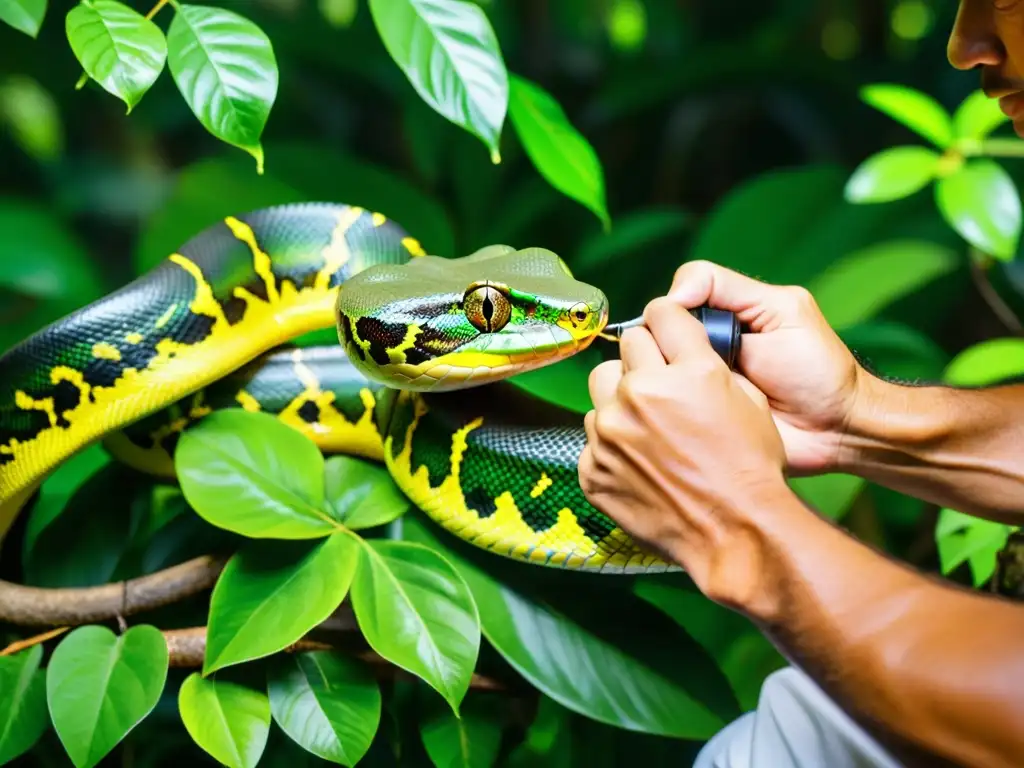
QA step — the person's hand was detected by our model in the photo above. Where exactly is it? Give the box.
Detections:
[579,297,795,607]
[668,260,862,475]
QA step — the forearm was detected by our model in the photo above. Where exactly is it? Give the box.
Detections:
[838,371,1024,525]
[725,487,1024,768]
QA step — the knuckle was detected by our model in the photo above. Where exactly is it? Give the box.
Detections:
[783,284,816,311]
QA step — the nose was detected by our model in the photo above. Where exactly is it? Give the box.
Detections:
[947,2,1005,71]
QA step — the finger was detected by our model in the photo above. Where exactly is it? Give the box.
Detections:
[619,326,666,372]
[584,409,597,443]
[668,260,775,315]
[588,360,622,409]
[643,297,722,366]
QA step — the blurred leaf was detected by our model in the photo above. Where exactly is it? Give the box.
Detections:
[861,83,954,149]
[508,347,598,415]
[167,4,277,172]
[319,0,358,28]
[268,651,381,767]
[323,456,409,530]
[840,321,949,383]
[369,0,508,162]
[953,90,1009,141]
[204,534,359,674]
[505,695,572,767]
[808,240,958,330]
[65,0,166,112]
[401,513,739,739]
[176,410,334,539]
[0,198,102,303]
[944,338,1024,386]
[0,645,47,764]
[935,508,1014,587]
[419,690,503,768]
[508,74,609,228]
[844,147,940,203]
[572,207,691,275]
[350,540,480,714]
[0,75,62,162]
[47,625,168,768]
[179,673,270,768]
[789,474,864,521]
[936,160,1022,261]
[0,0,44,37]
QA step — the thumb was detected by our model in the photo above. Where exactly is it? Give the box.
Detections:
[669,260,778,317]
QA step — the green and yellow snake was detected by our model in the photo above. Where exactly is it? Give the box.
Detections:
[0,203,696,574]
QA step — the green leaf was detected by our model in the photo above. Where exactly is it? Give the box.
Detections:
[65,0,166,112]
[936,159,1022,260]
[46,625,168,768]
[844,146,940,204]
[267,651,381,766]
[167,4,277,172]
[178,673,270,768]
[953,90,1009,141]
[0,75,62,162]
[324,456,409,530]
[350,539,480,714]
[205,534,359,674]
[839,322,949,383]
[508,74,609,228]
[0,645,48,764]
[0,0,44,37]
[935,508,1014,587]
[944,338,1024,386]
[807,240,958,330]
[572,207,691,275]
[176,409,334,539]
[369,0,508,162]
[861,83,954,149]
[788,474,864,521]
[508,347,599,415]
[401,514,739,739]
[419,690,504,768]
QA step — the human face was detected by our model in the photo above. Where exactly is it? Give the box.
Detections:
[948,0,1024,137]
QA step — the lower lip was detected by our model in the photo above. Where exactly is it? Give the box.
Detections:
[999,93,1024,118]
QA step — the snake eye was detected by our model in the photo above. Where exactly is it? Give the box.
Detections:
[464,282,512,333]
[568,302,592,327]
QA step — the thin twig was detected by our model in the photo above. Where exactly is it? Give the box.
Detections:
[969,249,1024,336]
[0,555,227,627]
[0,626,69,656]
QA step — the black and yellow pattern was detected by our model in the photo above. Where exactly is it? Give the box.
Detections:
[0,202,674,574]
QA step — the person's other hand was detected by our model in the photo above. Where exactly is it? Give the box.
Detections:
[579,299,793,607]
[669,260,862,475]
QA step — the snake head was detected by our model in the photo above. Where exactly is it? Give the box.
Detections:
[335,245,609,391]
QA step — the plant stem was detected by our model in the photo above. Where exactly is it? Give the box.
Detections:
[145,0,171,19]
[968,248,1024,336]
[978,138,1024,158]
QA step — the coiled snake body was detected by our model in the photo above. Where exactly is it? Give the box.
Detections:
[0,203,673,573]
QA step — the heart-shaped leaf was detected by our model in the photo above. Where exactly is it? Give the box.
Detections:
[178,673,269,768]
[944,338,1024,387]
[0,0,45,37]
[844,146,940,204]
[953,90,1009,141]
[267,651,381,766]
[324,456,409,530]
[46,624,168,768]
[861,83,954,148]
[350,539,480,714]
[509,74,609,228]
[0,644,48,763]
[167,4,277,171]
[176,409,335,539]
[205,533,359,674]
[65,0,167,112]
[936,159,1022,260]
[369,0,508,162]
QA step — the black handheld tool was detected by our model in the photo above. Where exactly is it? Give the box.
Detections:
[601,306,742,369]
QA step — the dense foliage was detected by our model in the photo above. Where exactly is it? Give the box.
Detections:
[2,0,1024,765]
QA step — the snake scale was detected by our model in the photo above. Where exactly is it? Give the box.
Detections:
[0,202,675,573]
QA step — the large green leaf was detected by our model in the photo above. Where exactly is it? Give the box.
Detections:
[369,0,508,161]
[204,534,359,674]
[936,159,1022,261]
[844,147,940,204]
[839,321,949,383]
[944,338,1024,386]
[508,74,609,228]
[65,0,166,112]
[571,207,691,276]
[0,0,44,36]
[178,673,270,768]
[0,645,48,764]
[323,456,409,530]
[419,690,504,768]
[46,625,168,768]
[935,508,1015,587]
[400,514,739,739]
[267,651,381,766]
[350,539,480,714]
[176,409,335,539]
[807,240,959,330]
[167,4,277,171]
[861,83,954,149]
[789,474,864,521]
[953,90,1009,141]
